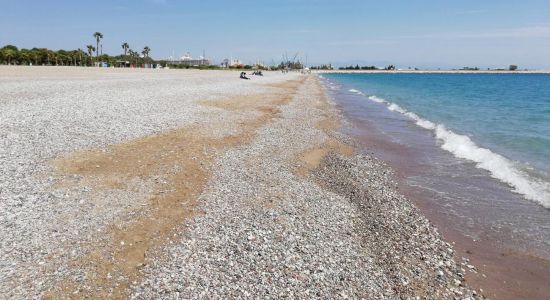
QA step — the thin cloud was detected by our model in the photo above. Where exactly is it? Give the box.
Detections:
[455,9,487,15]
[113,5,130,11]
[322,25,550,48]
[145,0,168,5]
[398,25,550,40]
[268,29,320,34]
[325,39,399,46]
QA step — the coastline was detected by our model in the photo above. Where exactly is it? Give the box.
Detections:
[314,69,550,74]
[320,74,550,299]
[3,1,549,298]
[2,67,480,298]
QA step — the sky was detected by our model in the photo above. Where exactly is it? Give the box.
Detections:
[1,0,550,69]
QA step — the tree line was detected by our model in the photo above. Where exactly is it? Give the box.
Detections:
[0,32,153,66]
[338,65,396,70]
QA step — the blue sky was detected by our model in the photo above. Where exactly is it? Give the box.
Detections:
[1,0,550,68]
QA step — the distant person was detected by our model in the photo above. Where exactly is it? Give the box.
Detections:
[240,72,250,80]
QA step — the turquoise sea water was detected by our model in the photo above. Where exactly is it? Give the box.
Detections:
[323,73,550,208]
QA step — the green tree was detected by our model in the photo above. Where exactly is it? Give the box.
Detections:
[19,49,31,65]
[134,50,141,65]
[76,49,84,66]
[37,48,49,65]
[128,49,136,65]
[1,43,161,67]
[57,50,69,65]
[29,49,39,65]
[93,32,103,58]
[47,50,56,65]
[87,45,95,66]
[122,42,129,56]
[2,45,18,65]
[142,46,151,60]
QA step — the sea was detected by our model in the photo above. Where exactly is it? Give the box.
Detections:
[320,73,550,263]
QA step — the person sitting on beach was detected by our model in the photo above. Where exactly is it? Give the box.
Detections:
[240,72,250,80]
[250,71,263,76]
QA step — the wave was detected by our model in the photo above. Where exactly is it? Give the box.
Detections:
[365,95,550,208]
[349,88,365,95]
[387,103,437,130]
[368,95,386,103]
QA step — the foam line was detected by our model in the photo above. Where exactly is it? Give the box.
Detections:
[365,94,550,208]
[349,88,365,95]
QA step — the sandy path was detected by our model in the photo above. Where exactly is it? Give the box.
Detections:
[0,67,298,298]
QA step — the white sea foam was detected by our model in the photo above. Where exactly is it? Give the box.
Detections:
[386,102,437,130]
[436,126,550,206]
[368,95,386,103]
[387,103,407,114]
[364,94,550,208]
[349,88,364,95]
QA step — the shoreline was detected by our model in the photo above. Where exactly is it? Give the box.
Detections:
[315,69,550,74]
[321,75,550,299]
[346,116,550,299]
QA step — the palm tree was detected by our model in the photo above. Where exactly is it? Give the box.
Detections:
[19,51,30,65]
[87,45,95,66]
[37,48,49,65]
[77,48,83,66]
[142,46,151,62]
[3,49,16,65]
[1,45,18,65]
[128,49,134,65]
[122,42,129,56]
[93,32,103,58]
[130,49,139,66]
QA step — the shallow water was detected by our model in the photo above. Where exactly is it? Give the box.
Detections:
[324,73,550,209]
[320,74,550,298]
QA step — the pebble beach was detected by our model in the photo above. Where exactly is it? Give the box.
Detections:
[1,67,481,299]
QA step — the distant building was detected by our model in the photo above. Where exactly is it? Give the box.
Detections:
[115,60,130,68]
[221,58,243,68]
[170,52,210,66]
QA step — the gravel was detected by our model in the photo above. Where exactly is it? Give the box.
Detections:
[133,76,482,299]
[313,153,480,299]
[1,68,482,298]
[0,67,295,298]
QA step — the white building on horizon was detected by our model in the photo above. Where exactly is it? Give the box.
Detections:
[221,57,243,68]
[169,52,210,66]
